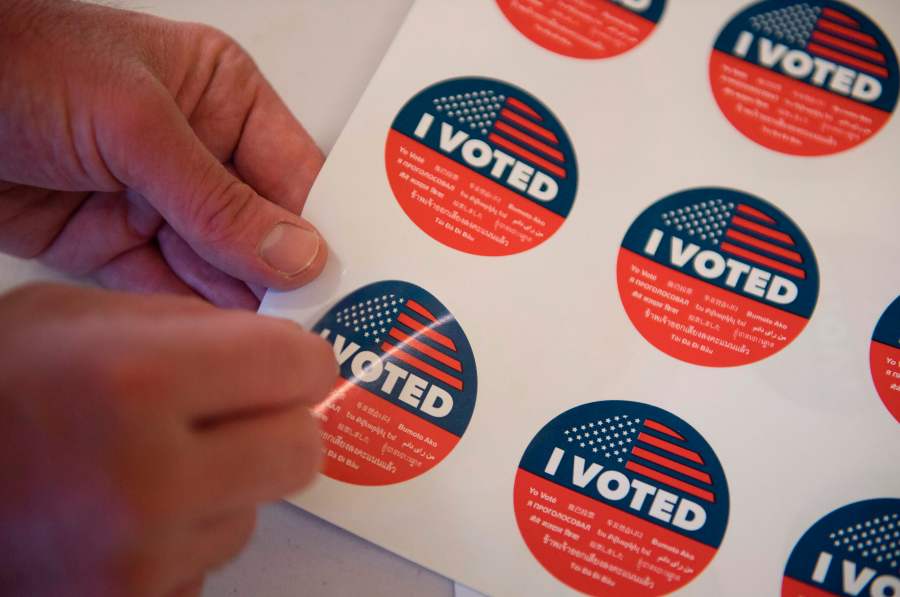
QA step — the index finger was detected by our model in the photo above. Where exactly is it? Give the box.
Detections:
[233,81,324,215]
[140,311,338,420]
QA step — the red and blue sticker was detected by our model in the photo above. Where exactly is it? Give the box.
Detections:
[870,296,900,423]
[782,498,900,596]
[385,77,577,256]
[710,0,898,156]
[617,187,819,367]
[312,281,477,485]
[496,0,666,60]
[514,401,729,596]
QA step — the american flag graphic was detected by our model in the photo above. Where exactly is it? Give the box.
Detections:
[335,294,464,391]
[432,89,568,179]
[749,2,890,79]
[660,199,808,281]
[564,414,717,503]
[827,511,899,570]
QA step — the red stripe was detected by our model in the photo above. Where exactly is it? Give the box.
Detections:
[731,215,794,245]
[396,313,457,351]
[637,432,703,464]
[808,42,889,78]
[489,133,567,179]
[736,203,775,224]
[631,447,712,484]
[388,328,462,372]
[499,109,559,143]
[822,7,860,28]
[643,419,684,440]
[625,462,715,503]
[506,96,543,121]
[725,229,804,263]
[817,18,878,48]
[811,30,886,63]
[720,242,807,279]
[494,121,565,162]
[382,341,463,390]
[405,299,437,322]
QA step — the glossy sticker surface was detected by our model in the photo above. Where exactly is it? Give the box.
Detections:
[514,401,729,596]
[617,188,819,367]
[870,296,900,423]
[496,0,666,60]
[386,77,577,256]
[782,499,900,596]
[313,281,477,485]
[710,0,898,156]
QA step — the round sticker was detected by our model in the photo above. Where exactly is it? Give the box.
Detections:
[385,77,577,256]
[496,0,666,60]
[312,281,477,485]
[514,401,729,596]
[710,0,899,156]
[617,187,819,367]
[782,498,900,596]
[870,296,900,423]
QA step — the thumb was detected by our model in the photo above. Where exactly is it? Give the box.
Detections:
[107,85,326,290]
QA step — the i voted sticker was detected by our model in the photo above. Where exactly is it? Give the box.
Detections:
[782,499,900,596]
[617,187,819,367]
[514,401,729,596]
[496,0,666,60]
[385,77,577,256]
[313,281,477,485]
[870,296,900,423]
[710,0,899,156]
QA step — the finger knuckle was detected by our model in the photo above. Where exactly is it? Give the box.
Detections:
[192,177,259,246]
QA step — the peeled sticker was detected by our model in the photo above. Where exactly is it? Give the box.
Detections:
[617,187,819,367]
[514,401,729,596]
[870,296,900,423]
[496,0,666,60]
[710,0,899,156]
[385,77,577,256]
[313,281,477,485]
[782,498,900,596]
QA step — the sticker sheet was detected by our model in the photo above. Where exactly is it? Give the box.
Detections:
[261,1,900,595]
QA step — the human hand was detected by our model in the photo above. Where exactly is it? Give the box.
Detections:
[0,283,337,597]
[0,0,327,309]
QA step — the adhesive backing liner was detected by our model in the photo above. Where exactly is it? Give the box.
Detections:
[261,1,900,595]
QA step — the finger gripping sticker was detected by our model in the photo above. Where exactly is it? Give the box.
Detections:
[870,296,900,423]
[617,187,820,367]
[313,281,477,485]
[386,77,577,256]
[496,0,666,60]
[514,401,729,596]
[710,0,899,156]
[782,499,900,596]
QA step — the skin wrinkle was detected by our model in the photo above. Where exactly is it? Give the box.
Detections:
[0,0,327,309]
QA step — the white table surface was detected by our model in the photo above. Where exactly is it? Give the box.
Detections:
[0,1,455,595]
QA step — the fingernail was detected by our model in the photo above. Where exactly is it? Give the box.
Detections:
[259,222,320,276]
